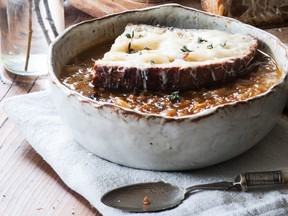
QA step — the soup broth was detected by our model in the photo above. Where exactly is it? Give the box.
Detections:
[61,42,282,117]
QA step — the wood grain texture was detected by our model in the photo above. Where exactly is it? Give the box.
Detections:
[68,0,201,18]
[0,2,287,215]
[266,27,288,45]
[0,70,101,216]
[0,3,101,215]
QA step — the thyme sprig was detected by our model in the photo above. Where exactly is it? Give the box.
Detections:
[220,40,227,47]
[125,31,135,39]
[128,42,135,53]
[168,91,182,102]
[207,44,214,49]
[126,31,135,53]
[197,37,208,43]
[181,45,193,52]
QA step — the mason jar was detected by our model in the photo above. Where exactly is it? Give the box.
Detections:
[0,0,64,76]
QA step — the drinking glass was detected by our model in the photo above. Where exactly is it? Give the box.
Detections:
[0,0,64,76]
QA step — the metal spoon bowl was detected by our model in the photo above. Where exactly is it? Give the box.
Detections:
[101,181,186,212]
[101,169,288,212]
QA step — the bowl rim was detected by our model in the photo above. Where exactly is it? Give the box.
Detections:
[48,3,288,120]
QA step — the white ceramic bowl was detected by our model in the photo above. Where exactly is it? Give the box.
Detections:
[48,4,288,171]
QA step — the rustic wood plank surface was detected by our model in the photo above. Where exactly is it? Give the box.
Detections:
[0,1,287,215]
[0,2,101,216]
[0,72,101,216]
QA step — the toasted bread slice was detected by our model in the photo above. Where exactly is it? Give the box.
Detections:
[93,23,258,91]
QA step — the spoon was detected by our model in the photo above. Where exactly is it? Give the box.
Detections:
[101,169,288,212]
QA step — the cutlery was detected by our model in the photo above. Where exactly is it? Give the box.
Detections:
[101,169,288,212]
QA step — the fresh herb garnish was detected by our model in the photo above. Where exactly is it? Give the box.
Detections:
[144,47,151,50]
[197,37,208,43]
[181,45,193,52]
[207,44,213,49]
[128,42,134,53]
[168,91,182,102]
[126,31,138,53]
[150,60,155,64]
[125,31,135,39]
[125,33,132,39]
[220,40,227,47]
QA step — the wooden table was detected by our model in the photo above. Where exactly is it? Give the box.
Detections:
[0,3,100,216]
[0,3,287,215]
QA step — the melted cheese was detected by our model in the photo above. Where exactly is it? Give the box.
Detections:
[96,24,257,69]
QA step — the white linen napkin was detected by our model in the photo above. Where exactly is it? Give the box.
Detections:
[2,91,288,216]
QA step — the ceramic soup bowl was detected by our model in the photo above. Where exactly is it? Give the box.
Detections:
[48,4,288,171]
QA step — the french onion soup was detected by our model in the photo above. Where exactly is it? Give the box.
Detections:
[61,24,282,117]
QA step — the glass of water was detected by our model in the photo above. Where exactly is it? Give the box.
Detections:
[0,0,64,76]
